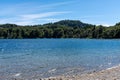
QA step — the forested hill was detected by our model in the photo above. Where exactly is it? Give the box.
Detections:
[0,20,120,39]
[53,20,94,27]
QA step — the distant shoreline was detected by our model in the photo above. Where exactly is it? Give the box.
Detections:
[1,20,120,39]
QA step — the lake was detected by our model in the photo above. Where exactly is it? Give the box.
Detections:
[0,39,120,79]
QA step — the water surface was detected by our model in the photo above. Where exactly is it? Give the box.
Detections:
[0,39,120,79]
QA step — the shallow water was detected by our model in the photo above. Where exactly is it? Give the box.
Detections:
[0,39,120,79]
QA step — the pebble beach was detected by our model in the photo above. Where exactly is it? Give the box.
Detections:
[43,65,120,80]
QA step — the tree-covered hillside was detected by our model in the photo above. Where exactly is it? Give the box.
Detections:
[0,20,120,39]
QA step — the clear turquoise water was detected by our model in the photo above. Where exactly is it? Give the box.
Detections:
[0,39,120,79]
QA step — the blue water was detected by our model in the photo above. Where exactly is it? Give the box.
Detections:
[0,39,120,79]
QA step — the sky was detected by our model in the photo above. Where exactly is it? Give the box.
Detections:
[0,0,120,26]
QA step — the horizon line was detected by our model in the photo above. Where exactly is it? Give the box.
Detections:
[0,19,117,27]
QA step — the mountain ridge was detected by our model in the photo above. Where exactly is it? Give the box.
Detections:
[0,20,98,27]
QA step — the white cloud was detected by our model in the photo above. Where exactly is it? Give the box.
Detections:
[34,1,74,10]
[0,13,66,25]
[0,1,73,16]
[0,1,73,25]
[96,24,113,27]
[20,11,70,20]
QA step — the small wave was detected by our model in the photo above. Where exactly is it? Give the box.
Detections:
[48,69,56,73]
[1,49,4,52]
[99,65,103,67]
[14,73,21,77]
[0,48,4,53]
[106,64,120,70]
[108,63,111,65]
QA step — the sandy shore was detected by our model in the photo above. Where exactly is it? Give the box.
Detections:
[43,65,120,80]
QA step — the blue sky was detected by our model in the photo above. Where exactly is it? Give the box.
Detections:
[0,0,120,26]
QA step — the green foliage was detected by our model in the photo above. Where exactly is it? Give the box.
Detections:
[0,20,120,39]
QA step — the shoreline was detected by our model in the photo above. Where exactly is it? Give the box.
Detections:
[42,65,120,80]
[3,65,120,80]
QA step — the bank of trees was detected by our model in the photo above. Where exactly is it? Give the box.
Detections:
[0,20,120,39]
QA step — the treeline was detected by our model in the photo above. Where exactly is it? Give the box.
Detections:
[0,20,120,39]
